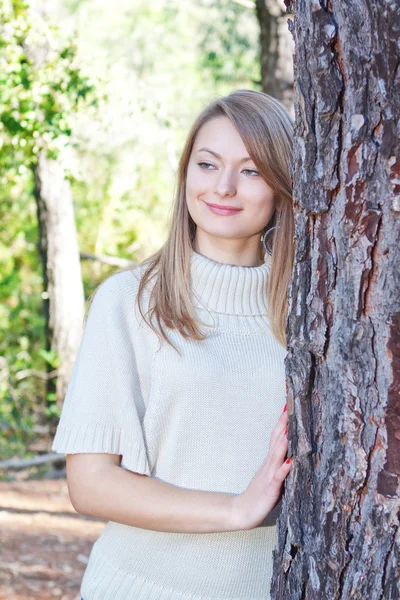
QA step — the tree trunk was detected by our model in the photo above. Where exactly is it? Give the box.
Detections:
[255,0,294,106]
[34,150,85,409]
[272,1,400,598]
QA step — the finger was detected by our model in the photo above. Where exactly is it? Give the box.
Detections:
[269,413,289,450]
[269,411,288,445]
[272,457,292,485]
[269,431,289,471]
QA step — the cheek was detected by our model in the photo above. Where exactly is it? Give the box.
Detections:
[185,169,203,222]
[186,164,197,193]
[186,164,209,201]
[250,183,275,212]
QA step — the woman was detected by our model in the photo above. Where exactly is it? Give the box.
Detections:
[52,88,294,600]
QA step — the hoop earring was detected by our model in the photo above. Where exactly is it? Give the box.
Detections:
[263,227,276,256]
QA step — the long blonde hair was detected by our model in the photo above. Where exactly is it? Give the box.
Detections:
[133,89,294,353]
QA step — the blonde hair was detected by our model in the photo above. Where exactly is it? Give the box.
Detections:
[129,90,294,353]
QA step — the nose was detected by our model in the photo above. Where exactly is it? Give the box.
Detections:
[213,168,237,198]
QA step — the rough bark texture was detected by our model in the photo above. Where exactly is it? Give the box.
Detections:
[255,0,294,107]
[271,1,400,599]
[34,151,85,407]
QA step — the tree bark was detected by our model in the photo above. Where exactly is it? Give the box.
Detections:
[34,151,84,408]
[255,0,294,106]
[272,1,400,598]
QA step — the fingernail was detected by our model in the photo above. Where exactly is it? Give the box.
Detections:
[284,425,288,435]
[285,457,291,464]
[283,404,287,412]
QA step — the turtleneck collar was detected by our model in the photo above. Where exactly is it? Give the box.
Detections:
[189,249,272,316]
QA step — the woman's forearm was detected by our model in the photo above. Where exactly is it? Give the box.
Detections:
[68,459,241,534]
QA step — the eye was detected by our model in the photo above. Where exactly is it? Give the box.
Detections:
[197,162,216,170]
[242,169,259,177]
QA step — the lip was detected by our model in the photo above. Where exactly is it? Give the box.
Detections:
[205,202,242,216]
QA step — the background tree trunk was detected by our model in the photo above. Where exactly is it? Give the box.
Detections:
[255,0,294,107]
[21,2,86,414]
[272,1,400,598]
[34,151,84,409]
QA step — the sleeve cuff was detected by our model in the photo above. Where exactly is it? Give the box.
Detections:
[51,422,151,476]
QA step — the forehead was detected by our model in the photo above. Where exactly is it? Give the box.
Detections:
[193,116,249,157]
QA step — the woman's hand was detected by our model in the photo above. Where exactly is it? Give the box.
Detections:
[232,406,292,531]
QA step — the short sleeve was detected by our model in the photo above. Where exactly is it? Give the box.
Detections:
[51,269,151,476]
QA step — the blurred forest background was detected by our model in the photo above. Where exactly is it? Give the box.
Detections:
[0,0,293,477]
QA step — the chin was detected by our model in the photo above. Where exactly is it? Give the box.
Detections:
[197,226,243,241]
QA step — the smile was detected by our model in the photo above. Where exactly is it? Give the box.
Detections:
[204,202,243,216]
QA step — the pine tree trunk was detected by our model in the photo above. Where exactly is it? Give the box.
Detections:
[271,1,400,598]
[255,0,294,105]
[34,150,84,409]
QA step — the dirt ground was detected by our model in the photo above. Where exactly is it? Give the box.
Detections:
[0,478,106,600]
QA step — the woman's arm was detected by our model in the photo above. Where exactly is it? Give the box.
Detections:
[66,453,239,534]
[67,407,290,534]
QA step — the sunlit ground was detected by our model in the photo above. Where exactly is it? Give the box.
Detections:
[0,480,106,600]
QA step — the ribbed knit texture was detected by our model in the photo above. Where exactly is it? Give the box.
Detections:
[52,249,288,600]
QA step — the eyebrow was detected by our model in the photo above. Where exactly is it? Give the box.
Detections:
[197,147,253,164]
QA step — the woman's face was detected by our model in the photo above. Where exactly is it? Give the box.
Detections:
[186,116,276,251]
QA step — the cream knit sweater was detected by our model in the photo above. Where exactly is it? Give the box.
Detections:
[52,249,288,600]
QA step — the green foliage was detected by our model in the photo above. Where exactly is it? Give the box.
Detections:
[0,0,101,172]
[0,0,101,462]
[0,163,45,460]
[0,0,262,466]
[199,0,260,85]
